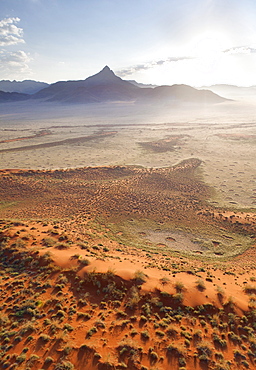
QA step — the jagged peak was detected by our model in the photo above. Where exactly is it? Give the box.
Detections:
[84,65,123,86]
[102,65,111,72]
[97,65,116,77]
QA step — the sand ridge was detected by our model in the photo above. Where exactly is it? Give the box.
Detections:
[0,218,255,370]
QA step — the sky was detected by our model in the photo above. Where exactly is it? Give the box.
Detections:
[1,0,256,86]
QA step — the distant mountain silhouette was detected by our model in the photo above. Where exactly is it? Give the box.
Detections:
[0,80,49,94]
[0,90,30,102]
[126,80,158,88]
[139,84,226,103]
[34,66,139,103]
[199,84,256,99]
[3,66,226,105]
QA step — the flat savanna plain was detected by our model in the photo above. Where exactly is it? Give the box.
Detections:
[0,100,255,370]
[0,100,255,209]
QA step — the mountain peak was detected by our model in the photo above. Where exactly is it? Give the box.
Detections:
[102,65,111,72]
[97,65,116,78]
[84,65,124,86]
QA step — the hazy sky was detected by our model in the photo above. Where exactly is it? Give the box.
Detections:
[1,0,256,86]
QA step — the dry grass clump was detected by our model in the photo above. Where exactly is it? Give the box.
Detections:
[160,276,171,285]
[134,270,147,284]
[42,237,56,247]
[174,281,185,292]
[195,278,206,291]
[243,284,256,295]
[0,215,255,370]
[54,242,70,250]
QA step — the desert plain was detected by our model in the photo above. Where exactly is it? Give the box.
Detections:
[0,97,255,370]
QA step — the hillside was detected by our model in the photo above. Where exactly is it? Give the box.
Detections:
[0,80,49,94]
[0,90,30,102]
[0,160,255,370]
[33,66,139,103]
[198,84,256,99]
[33,66,227,104]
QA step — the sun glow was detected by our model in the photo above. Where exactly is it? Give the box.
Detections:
[192,33,226,58]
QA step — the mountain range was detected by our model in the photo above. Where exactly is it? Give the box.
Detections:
[0,66,227,104]
[198,84,256,98]
[127,80,158,88]
[0,80,49,94]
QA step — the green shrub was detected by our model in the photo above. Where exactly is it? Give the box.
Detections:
[149,351,158,362]
[77,312,91,320]
[39,334,51,342]
[54,361,74,370]
[56,310,65,318]
[141,330,150,340]
[126,286,140,309]
[80,258,90,266]
[16,354,26,363]
[155,330,165,337]
[94,353,102,360]
[45,357,54,363]
[86,326,97,338]
[28,354,40,363]
[63,323,74,332]
[173,292,184,304]
[54,243,70,250]
[42,237,56,247]
[178,357,186,366]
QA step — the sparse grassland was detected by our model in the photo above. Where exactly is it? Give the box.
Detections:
[0,158,255,370]
[0,215,255,370]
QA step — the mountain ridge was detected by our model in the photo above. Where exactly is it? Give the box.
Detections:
[0,66,228,104]
[0,90,30,102]
[198,84,256,99]
[33,66,227,104]
[0,79,49,94]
